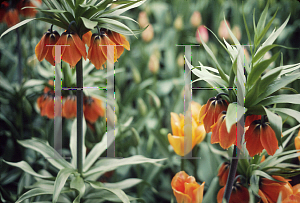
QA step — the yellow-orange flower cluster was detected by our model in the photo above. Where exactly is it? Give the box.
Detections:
[171,171,205,203]
[35,28,130,69]
[168,101,206,156]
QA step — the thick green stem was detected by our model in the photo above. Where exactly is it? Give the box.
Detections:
[76,58,83,174]
[223,145,240,202]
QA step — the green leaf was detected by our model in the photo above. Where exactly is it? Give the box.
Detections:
[17,138,74,170]
[257,66,282,98]
[255,9,278,49]
[23,79,45,89]
[53,168,75,202]
[202,177,219,203]
[258,94,300,106]
[83,133,114,172]
[245,77,261,107]
[247,52,279,88]
[256,15,290,53]
[70,175,85,203]
[254,1,269,47]
[16,188,53,203]
[269,108,300,123]
[87,182,130,203]
[83,155,165,178]
[250,174,259,196]
[103,178,143,190]
[70,117,87,168]
[226,103,246,133]
[81,17,98,30]
[253,45,281,64]
[146,89,161,108]
[0,18,36,38]
[263,106,282,146]
[197,28,229,83]
[256,72,300,104]
[252,170,284,182]
[36,17,68,30]
[243,4,252,53]
[97,18,135,35]
[277,192,282,203]
[3,160,52,179]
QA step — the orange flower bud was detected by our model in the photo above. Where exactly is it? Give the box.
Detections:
[199,96,228,133]
[106,30,130,59]
[196,25,209,44]
[295,129,300,161]
[245,117,279,157]
[190,11,202,27]
[177,52,185,68]
[171,171,205,203]
[218,20,230,40]
[217,182,249,203]
[142,24,154,42]
[259,175,293,203]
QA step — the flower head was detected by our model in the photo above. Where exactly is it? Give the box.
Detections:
[37,93,54,119]
[245,116,279,157]
[218,162,230,186]
[35,27,60,66]
[87,31,117,70]
[84,96,105,123]
[211,111,237,149]
[190,11,202,27]
[168,112,205,156]
[106,30,130,59]
[217,182,249,203]
[259,175,293,203]
[54,31,87,67]
[199,96,228,133]
[196,25,209,44]
[62,95,77,119]
[171,171,205,203]
[3,8,19,27]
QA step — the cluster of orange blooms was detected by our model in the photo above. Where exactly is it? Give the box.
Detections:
[36,81,104,123]
[216,161,300,203]
[200,95,279,156]
[35,27,130,69]
[0,0,41,27]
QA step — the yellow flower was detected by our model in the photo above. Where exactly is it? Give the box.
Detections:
[168,104,206,156]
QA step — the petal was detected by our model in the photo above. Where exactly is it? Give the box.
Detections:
[168,133,185,156]
[171,171,189,193]
[199,104,207,123]
[35,34,49,61]
[260,124,279,156]
[219,118,236,149]
[92,97,105,117]
[88,36,107,69]
[258,189,270,203]
[194,124,206,145]
[245,124,264,157]
[112,31,130,50]
[171,112,181,136]
[217,187,225,203]
[100,35,117,64]
[210,117,222,144]
[71,33,87,60]
[82,31,92,46]
[62,35,84,67]
[203,101,215,133]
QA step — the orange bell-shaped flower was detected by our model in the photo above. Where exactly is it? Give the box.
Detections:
[245,114,261,127]
[62,95,77,119]
[245,116,279,157]
[199,95,228,133]
[17,0,41,17]
[217,182,249,203]
[3,8,19,27]
[106,30,130,59]
[171,171,205,203]
[38,93,54,119]
[210,111,237,149]
[295,129,300,161]
[54,31,87,68]
[168,112,206,156]
[35,27,60,66]
[0,2,9,22]
[84,96,105,123]
[259,175,293,203]
[217,162,230,186]
[87,31,117,70]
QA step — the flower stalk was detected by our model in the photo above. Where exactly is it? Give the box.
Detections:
[223,145,240,201]
[76,58,83,174]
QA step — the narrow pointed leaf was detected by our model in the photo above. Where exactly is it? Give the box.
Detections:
[1,18,35,38]
[263,106,282,146]
[53,168,75,202]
